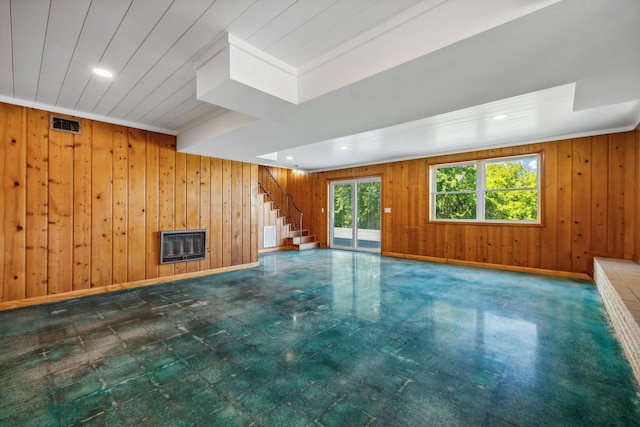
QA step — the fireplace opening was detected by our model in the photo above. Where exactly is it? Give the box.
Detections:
[160,230,207,264]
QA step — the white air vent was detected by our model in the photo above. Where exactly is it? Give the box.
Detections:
[50,115,81,134]
[264,226,276,248]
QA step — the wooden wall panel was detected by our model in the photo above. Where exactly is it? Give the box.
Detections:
[556,139,573,272]
[91,121,113,288]
[1,104,27,301]
[145,133,160,279]
[623,132,637,259]
[173,151,187,275]
[231,161,243,265]
[158,135,175,277]
[590,135,609,256]
[540,142,558,270]
[210,158,223,269]
[242,162,251,264]
[282,128,640,276]
[48,127,74,294]
[72,118,92,291]
[26,108,49,297]
[0,102,259,304]
[222,160,232,267]
[127,128,146,282]
[186,154,201,273]
[571,138,592,274]
[608,134,626,257]
[199,157,211,271]
[112,127,128,284]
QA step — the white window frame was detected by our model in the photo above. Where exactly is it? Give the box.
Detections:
[430,154,541,224]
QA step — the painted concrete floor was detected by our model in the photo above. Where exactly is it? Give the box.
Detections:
[1,250,639,426]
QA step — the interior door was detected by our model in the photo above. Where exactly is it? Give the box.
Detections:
[330,178,381,252]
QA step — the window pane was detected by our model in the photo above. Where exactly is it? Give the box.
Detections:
[435,193,477,219]
[485,190,538,220]
[357,182,381,230]
[485,157,538,190]
[435,165,476,192]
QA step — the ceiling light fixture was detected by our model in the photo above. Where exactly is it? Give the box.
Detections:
[492,114,507,121]
[93,68,114,78]
[339,146,348,150]
[286,156,294,160]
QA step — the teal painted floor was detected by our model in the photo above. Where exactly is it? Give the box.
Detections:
[1,250,639,426]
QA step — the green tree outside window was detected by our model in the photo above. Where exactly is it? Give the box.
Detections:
[432,155,539,222]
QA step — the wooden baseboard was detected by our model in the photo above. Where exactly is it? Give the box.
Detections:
[0,262,260,312]
[382,252,591,281]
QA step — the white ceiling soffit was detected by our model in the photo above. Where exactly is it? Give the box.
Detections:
[274,84,640,171]
[179,0,640,170]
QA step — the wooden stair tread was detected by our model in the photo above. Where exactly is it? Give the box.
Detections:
[297,241,320,250]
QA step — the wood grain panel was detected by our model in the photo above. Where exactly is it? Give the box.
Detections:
[26,108,48,297]
[222,159,232,267]
[608,134,625,256]
[590,135,609,255]
[210,158,223,268]
[72,118,92,291]
[145,132,160,279]
[0,104,27,302]
[112,127,128,284]
[242,162,251,264]
[501,227,513,266]
[512,227,527,266]
[527,227,541,269]
[48,127,74,294]
[486,226,501,264]
[173,152,187,274]
[623,131,636,259]
[231,161,243,265]
[571,138,592,274]
[158,134,175,277]
[540,142,558,270]
[556,139,573,272]
[186,154,201,273]
[127,128,146,281]
[199,157,211,270]
[91,121,113,288]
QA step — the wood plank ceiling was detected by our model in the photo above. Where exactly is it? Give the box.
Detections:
[0,0,425,132]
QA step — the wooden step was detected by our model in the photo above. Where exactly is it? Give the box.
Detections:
[288,235,316,245]
[297,241,320,251]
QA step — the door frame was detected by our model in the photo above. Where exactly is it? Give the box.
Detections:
[329,176,381,253]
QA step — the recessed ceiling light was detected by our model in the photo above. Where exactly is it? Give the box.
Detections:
[492,114,507,120]
[93,68,114,78]
[339,146,348,150]
[286,156,294,160]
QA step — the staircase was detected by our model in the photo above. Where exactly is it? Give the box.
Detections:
[287,228,320,251]
[258,166,320,251]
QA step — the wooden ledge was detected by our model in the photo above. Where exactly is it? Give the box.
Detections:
[593,257,640,387]
[0,262,260,312]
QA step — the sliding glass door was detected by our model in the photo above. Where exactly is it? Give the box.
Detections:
[330,177,381,252]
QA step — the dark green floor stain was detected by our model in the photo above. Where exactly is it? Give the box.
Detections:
[1,250,639,426]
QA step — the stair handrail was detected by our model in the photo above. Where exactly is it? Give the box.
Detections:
[259,165,303,238]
